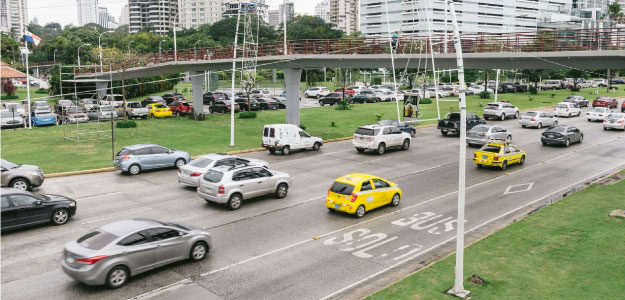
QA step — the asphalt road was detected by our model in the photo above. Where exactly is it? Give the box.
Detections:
[2,103,624,300]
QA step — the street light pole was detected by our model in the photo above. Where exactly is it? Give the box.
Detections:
[159,39,166,61]
[127,40,135,55]
[230,0,242,147]
[194,40,203,59]
[283,0,287,55]
[53,49,57,64]
[99,30,114,72]
[173,14,178,62]
[77,43,91,68]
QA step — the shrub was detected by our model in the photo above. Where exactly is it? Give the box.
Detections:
[2,79,16,96]
[2,95,19,99]
[188,110,205,120]
[529,86,538,94]
[529,96,534,102]
[551,93,556,98]
[570,87,580,92]
[334,102,352,110]
[331,121,337,127]
[419,98,432,104]
[478,91,491,99]
[375,113,384,121]
[35,89,49,94]
[239,111,257,119]
[116,120,137,128]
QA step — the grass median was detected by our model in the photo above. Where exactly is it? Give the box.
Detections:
[1,86,623,174]
[368,170,625,300]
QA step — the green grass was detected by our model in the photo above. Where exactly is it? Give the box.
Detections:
[1,86,623,173]
[368,171,625,300]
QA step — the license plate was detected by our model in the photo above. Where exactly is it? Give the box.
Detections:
[482,155,488,159]
[334,204,341,209]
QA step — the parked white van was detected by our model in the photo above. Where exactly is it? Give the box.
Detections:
[262,124,323,155]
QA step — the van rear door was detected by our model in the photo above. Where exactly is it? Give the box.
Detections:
[262,126,276,146]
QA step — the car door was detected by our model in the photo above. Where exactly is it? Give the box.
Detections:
[371,178,392,207]
[572,127,582,142]
[133,147,152,169]
[7,194,49,227]
[390,127,404,146]
[508,145,522,163]
[1,195,18,229]
[232,169,257,198]
[359,180,376,209]
[117,230,160,273]
[298,130,313,148]
[146,227,187,265]
[150,146,172,168]
[252,167,274,195]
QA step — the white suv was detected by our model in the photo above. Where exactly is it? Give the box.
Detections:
[304,87,330,99]
[483,102,520,121]
[554,102,581,117]
[352,125,412,155]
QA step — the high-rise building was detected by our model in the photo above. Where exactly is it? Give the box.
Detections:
[129,0,178,35]
[268,9,280,27]
[119,4,129,26]
[330,0,358,34]
[179,0,223,29]
[97,6,118,29]
[222,0,268,21]
[0,0,28,35]
[315,0,330,23]
[278,1,294,24]
[77,0,98,26]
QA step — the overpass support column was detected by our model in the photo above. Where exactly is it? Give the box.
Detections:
[284,68,302,125]
[191,71,204,119]
[96,81,108,100]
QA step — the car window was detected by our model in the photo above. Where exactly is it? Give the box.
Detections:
[330,182,355,195]
[299,131,310,137]
[510,146,519,152]
[383,127,392,135]
[214,158,236,167]
[233,169,253,181]
[147,227,179,241]
[355,127,377,136]
[372,179,390,189]
[360,180,372,191]
[1,196,10,209]
[481,146,501,153]
[118,231,149,246]
[270,128,275,138]
[504,146,511,153]
[9,194,38,206]
[150,147,168,154]
[203,170,223,183]
[253,167,272,178]
[189,158,213,168]
[390,127,402,134]
[77,231,119,250]
[134,147,151,155]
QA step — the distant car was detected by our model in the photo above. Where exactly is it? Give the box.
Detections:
[58,106,89,124]
[351,90,379,104]
[610,78,625,84]
[271,96,287,109]
[319,93,344,106]
[162,93,185,105]
[473,141,526,170]
[483,102,520,121]
[438,112,486,136]
[256,98,279,110]
[563,95,589,107]
[114,144,190,175]
[79,99,99,111]
[262,124,323,155]
[586,107,612,122]
[352,124,412,155]
[210,100,240,113]
[100,94,124,107]
[539,80,562,90]
[169,100,193,115]
[234,98,260,111]
[178,154,268,187]
[592,97,618,108]
[61,218,211,289]
[326,174,402,218]
[54,99,74,114]
[377,119,416,136]
[1,159,44,190]
[603,113,625,130]
[622,101,625,113]
[2,102,25,117]
[304,87,330,99]
[541,125,583,147]
[553,102,581,118]
[140,96,167,107]
[375,90,397,102]
[1,188,76,230]
[466,124,512,147]
[146,103,172,118]
[116,102,148,119]
[31,100,51,112]
[0,110,25,128]
[577,80,592,89]
[334,88,356,96]
[31,110,57,127]
[250,89,271,98]
[519,111,558,129]
[591,79,608,87]
[88,105,118,121]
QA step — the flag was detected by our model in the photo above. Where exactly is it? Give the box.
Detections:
[24,31,41,46]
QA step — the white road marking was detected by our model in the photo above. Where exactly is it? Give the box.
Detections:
[81,208,154,224]
[504,182,535,195]
[128,279,193,300]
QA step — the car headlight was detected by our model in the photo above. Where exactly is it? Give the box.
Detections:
[68,202,76,207]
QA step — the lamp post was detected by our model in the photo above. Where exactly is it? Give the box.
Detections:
[127,40,135,55]
[283,0,287,55]
[77,43,91,68]
[99,30,114,72]
[53,49,57,64]
[173,13,178,62]
[194,40,203,59]
[159,39,166,61]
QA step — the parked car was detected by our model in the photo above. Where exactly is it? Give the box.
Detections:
[539,80,562,90]
[622,100,625,113]
[438,112,486,136]
[58,106,89,124]
[262,124,323,155]
[31,110,57,127]
[351,90,380,103]
[577,80,592,89]
[198,165,292,210]
[319,93,344,106]
[256,98,279,110]
[271,96,287,108]
[541,125,583,147]
[234,98,260,111]
[88,105,118,121]
[304,87,330,99]
[440,86,458,97]
[146,104,172,118]
[79,99,99,111]
[140,96,167,107]
[473,141,526,170]
[54,99,74,114]
[116,102,148,119]
[114,144,190,175]
[178,154,268,187]
[100,94,124,107]
[31,100,51,112]
[603,113,625,130]
[352,125,412,155]
[334,88,356,96]
[610,78,625,84]
[0,110,25,128]
[554,102,581,118]
[563,95,589,107]
[1,159,44,191]
[483,102,520,121]
[467,86,494,95]
[376,119,416,136]
[169,100,193,115]
[375,90,397,102]
[325,174,402,218]
[162,93,185,105]
[278,91,301,100]
[466,124,512,147]
[210,100,240,113]
[1,188,76,230]
[61,218,211,289]
[586,107,612,122]
[2,102,25,117]
[592,96,618,108]
[497,83,517,93]
[514,83,529,92]
[591,79,608,87]
[250,89,271,98]
[519,111,558,128]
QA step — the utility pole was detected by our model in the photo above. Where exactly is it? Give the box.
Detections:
[20,44,32,129]
[173,14,179,62]
[230,0,242,147]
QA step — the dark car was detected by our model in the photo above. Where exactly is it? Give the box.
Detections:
[235,98,260,111]
[1,188,77,230]
[256,98,279,110]
[592,97,618,109]
[437,112,486,136]
[203,92,231,105]
[541,125,583,147]
[498,83,517,93]
[211,100,241,113]
[377,119,416,136]
[609,78,625,84]
[351,91,379,104]
[169,100,194,115]
[141,96,166,107]
[319,93,345,106]
[162,93,185,105]
[621,101,625,113]
[564,95,589,107]
[271,97,287,109]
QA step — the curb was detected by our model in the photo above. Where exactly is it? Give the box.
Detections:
[46,167,117,178]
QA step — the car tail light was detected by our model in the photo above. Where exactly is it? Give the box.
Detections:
[121,155,131,160]
[367,137,374,141]
[493,156,499,161]
[604,119,608,123]
[473,153,477,158]
[599,114,603,117]
[566,109,569,112]
[530,117,536,121]
[586,112,590,115]
[190,172,201,177]
[178,169,181,174]
[76,255,108,265]
[327,189,331,196]
[218,185,225,194]
[619,120,624,124]
[350,193,358,202]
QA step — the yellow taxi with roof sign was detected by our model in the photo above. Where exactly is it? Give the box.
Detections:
[473,140,526,170]
[326,173,402,218]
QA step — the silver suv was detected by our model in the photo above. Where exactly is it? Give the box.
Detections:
[1,159,44,191]
[483,102,520,121]
[197,165,291,210]
[178,154,268,187]
[467,124,512,146]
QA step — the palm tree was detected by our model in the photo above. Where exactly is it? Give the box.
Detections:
[608,3,624,21]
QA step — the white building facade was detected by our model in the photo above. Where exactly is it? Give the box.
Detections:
[0,0,28,35]
[119,4,129,26]
[314,0,330,23]
[97,6,118,29]
[222,0,268,21]
[129,0,179,35]
[330,0,358,34]
[179,0,223,29]
[77,0,98,26]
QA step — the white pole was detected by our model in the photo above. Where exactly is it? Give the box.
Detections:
[230,0,242,147]
[443,0,449,54]
[446,0,469,298]
[173,14,178,62]
[383,0,401,122]
[494,69,500,102]
[24,44,32,129]
[99,31,114,73]
[429,37,441,120]
[283,0,287,55]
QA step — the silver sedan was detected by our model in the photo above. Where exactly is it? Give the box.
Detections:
[61,218,211,289]
[519,111,558,129]
[467,124,512,146]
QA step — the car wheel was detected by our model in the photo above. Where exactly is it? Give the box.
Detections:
[506,135,512,142]
[587,119,591,122]
[304,93,309,98]
[402,139,410,150]
[520,155,526,165]
[514,111,519,118]
[355,205,365,218]
[377,143,386,155]
[441,129,448,136]
[565,139,570,147]
[275,183,288,198]
[553,121,558,126]
[9,178,30,191]
[281,145,291,155]
[501,160,508,170]
[500,114,506,121]
[477,164,483,169]
[319,101,324,106]
[227,193,242,210]
[537,122,542,129]
[106,266,129,289]
[579,135,583,143]
[175,158,186,168]
[51,208,70,225]
[189,241,208,262]
[390,193,400,207]
[312,142,321,151]
[356,148,365,153]
[128,164,141,175]
[268,149,276,154]
[521,125,526,128]
[542,141,548,146]
[568,113,571,118]
[603,126,607,131]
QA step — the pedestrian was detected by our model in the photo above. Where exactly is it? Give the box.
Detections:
[391,31,400,53]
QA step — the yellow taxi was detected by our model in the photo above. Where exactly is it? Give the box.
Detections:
[326,173,402,218]
[146,103,172,118]
[473,141,526,170]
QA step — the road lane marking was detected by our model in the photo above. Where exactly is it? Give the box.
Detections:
[128,279,193,300]
[81,208,154,224]
[503,182,534,195]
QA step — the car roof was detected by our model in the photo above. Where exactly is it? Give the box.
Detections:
[124,144,161,150]
[195,153,231,160]
[358,124,386,129]
[335,173,378,184]
[98,218,172,236]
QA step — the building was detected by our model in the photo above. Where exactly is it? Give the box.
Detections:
[179,0,223,29]
[279,1,294,24]
[119,4,129,26]
[222,0,268,21]
[31,16,38,25]
[77,0,98,26]
[330,0,358,34]
[97,6,118,29]
[359,0,573,37]
[315,0,331,23]
[0,0,28,35]
[268,9,280,27]
[129,0,178,35]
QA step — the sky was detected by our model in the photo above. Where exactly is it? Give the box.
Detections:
[28,0,321,27]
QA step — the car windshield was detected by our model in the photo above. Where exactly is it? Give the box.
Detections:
[592,107,606,112]
[189,158,213,168]
[35,102,48,107]
[67,107,83,113]
[607,114,625,119]
[556,103,569,108]
[330,182,355,195]
[203,170,223,183]
[355,127,378,136]
[116,148,133,156]
[77,230,119,250]
[5,103,20,109]
[446,113,460,121]
[59,100,72,105]
[524,112,537,116]
[481,146,501,153]
[485,104,499,109]
[471,125,489,132]
[154,104,167,108]
[1,111,15,118]
[546,126,566,133]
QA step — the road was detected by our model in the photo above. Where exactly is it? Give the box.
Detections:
[2,103,624,300]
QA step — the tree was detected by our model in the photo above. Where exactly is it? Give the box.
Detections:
[608,3,624,20]
[521,69,546,88]
[2,79,16,96]
[286,16,344,40]
[208,16,277,46]
[565,69,585,90]
[1,34,20,65]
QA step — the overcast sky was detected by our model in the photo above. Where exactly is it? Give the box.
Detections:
[28,0,321,27]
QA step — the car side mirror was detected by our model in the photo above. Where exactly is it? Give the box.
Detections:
[35,200,42,206]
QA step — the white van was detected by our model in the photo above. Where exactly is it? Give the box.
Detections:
[554,102,581,117]
[262,124,323,155]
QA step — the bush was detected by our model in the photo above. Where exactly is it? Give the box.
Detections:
[570,87,580,92]
[419,98,432,104]
[551,93,556,98]
[371,77,382,85]
[1,95,19,99]
[239,111,257,119]
[331,121,337,127]
[478,91,491,99]
[529,86,538,94]
[2,79,16,96]
[188,110,205,120]
[375,113,384,121]
[35,89,49,94]
[116,120,137,128]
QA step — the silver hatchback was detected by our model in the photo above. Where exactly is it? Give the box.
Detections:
[467,124,512,146]
[61,218,211,289]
